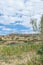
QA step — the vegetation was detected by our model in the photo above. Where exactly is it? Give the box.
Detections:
[40,15,43,43]
[0,15,43,65]
[0,43,43,65]
[0,38,2,41]
[38,44,43,65]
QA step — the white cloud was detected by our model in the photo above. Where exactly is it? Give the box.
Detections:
[2,27,11,31]
[0,0,43,34]
[0,26,11,31]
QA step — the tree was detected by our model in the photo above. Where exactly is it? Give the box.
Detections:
[30,15,43,43]
[40,15,43,43]
[30,19,38,31]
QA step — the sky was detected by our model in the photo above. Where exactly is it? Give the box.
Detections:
[0,0,43,35]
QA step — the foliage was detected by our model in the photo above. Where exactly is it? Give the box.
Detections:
[0,38,2,41]
[38,45,43,55]
[38,44,43,64]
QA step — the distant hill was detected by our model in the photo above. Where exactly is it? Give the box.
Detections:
[0,33,41,44]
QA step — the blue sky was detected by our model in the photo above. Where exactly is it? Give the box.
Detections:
[0,0,43,35]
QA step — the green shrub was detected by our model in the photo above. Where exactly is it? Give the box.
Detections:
[38,46,43,55]
[38,44,43,64]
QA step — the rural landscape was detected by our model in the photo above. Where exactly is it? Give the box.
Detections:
[0,0,43,65]
[0,16,43,65]
[0,15,43,65]
[0,32,43,65]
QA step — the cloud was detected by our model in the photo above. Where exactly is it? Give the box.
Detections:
[0,0,43,35]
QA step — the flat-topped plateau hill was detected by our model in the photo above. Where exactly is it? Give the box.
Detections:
[0,33,41,44]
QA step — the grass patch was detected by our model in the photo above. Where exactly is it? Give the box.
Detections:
[0,43,42,56]
[0,43,43,64]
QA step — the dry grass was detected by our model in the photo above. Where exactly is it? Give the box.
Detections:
[0,43,43,65]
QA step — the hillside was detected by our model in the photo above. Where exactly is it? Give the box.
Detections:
[0,33,41,44]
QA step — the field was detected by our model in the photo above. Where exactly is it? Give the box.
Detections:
[0,42,43,65]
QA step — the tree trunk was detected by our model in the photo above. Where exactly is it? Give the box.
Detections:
[41,15,43,43]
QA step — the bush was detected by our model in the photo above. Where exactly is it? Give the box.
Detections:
[0,38,2,41]
[38,44,43,64]
[38,45,43,55]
